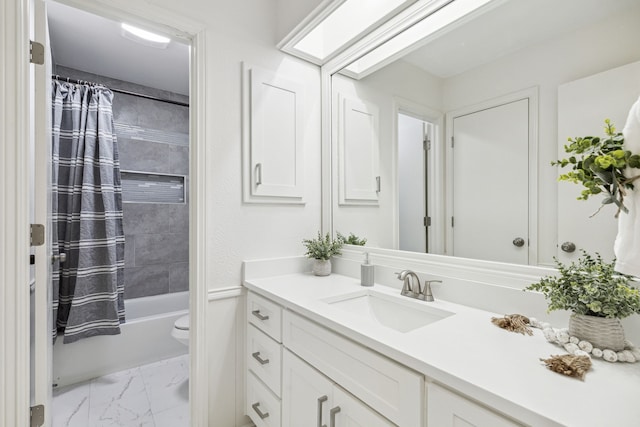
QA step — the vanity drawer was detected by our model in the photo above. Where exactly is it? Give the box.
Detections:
[247,371,281,427]
[248,291,282,342]
[283,311,424,427]
[248,324,282,396]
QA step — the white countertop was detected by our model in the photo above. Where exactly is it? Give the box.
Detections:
[244,272,640,427]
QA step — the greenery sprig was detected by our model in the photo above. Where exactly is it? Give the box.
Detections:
[553,119,640,217]
[302,232,343,260]
[525,252,640,319]
[336,232,367,246]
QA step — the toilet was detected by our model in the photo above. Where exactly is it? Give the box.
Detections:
[172,314,189,346]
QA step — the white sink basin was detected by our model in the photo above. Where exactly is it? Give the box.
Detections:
[323,289,453,333]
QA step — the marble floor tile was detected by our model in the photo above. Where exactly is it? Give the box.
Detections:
[52,380,92,427]
[52,355,189,427]
[140,354,189,414]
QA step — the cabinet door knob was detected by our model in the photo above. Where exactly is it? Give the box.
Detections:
[330,406,341,427]
[561,241,576,253]
[251,402,269,419]
[251,351,269,365]
[512,237,525,247]
[251,310,269,321]
[317,395,328,427]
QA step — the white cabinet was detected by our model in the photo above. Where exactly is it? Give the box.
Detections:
[282,349,393,427]
[427,383,522,427]
[337,95,380,205]
[242,64,305,204]
[246,292,283,427]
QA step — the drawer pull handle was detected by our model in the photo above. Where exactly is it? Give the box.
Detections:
[252,402,269,419]
[252,351,270,365]
[317,395,328,427]
[330,406,341,427]
[252,310,269,321]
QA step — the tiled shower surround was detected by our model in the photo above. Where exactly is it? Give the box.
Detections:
[55,66,189,300]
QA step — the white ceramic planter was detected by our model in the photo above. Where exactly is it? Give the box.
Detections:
[312,259,331,276]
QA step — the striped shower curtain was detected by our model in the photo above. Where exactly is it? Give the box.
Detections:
[51,80,125,343]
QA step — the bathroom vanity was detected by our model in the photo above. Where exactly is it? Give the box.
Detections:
[243,257,640,427]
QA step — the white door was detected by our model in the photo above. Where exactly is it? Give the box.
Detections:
[282,349,333,427]
[557,61,640,263]
[451,98,529,264]
[398,113,427,253]
[31,0,53,424]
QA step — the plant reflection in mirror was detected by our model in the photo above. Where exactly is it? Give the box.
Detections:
[553,119,640,217]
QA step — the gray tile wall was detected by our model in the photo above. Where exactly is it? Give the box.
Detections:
[56,66,189,300]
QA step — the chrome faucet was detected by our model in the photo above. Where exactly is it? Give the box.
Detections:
[396,270,442,302]
[396,270,421,298]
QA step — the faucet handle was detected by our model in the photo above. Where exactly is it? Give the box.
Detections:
[420,279,442,302]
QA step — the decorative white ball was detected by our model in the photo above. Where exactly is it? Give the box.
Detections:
[622,350,636,363]
[617,352,627,362]
[564,343,579,354]
[592,348,603,358]
[569,336,579,344]
[631,348,640,360]
[556,330,570,344]
[529,317,540,328]
[543,328,556,342]
[578,341,593,353]
[574,350,591,358]
[603,349,618,362]
[540,322,551,330]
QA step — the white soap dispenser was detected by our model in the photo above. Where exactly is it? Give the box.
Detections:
[361,252,374,287]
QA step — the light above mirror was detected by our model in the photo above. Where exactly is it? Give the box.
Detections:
[342,0,496,79]
[280,0,417,65]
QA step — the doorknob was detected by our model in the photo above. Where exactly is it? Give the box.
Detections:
[512,237,525,247]
[52,253,67,264]
[561,241,576,253]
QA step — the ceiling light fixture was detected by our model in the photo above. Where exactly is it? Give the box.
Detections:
[121,23,171,49]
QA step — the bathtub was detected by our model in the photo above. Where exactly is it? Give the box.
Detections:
[53,291,189,387]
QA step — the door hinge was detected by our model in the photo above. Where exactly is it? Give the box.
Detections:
[423,135,431,151]
[451,136,454,148]
[30,404,45,427]
[451,216,454,227]
[424,216,431,227]
[375,176,381,193]
[30,41,45,65]
[30,224,45,246]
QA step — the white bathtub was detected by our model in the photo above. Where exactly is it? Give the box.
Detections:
[53,291,189,387]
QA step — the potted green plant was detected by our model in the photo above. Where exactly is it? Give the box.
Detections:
[553,119,640,217]
[525,252,640,351]
[302,232,344,276]
[336,232,367,246]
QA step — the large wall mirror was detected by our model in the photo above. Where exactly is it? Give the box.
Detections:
[329,0,640,266]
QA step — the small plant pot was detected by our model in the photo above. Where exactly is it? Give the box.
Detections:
[568,313,626,351]
[312,259,331,276]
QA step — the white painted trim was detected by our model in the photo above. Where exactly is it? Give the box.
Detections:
[1,1,210,426]
[1,1,32,425]
[207,286,246,302]
[444,87,539,263]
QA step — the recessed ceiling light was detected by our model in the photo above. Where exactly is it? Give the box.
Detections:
[121,23,170,49]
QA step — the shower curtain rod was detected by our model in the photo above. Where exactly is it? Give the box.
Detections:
[52,75,189,107]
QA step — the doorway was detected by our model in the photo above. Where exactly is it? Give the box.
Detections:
[30,2,196,426]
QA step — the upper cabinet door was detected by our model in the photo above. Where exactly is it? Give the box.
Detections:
[243,64,305,203]
[338,95,380,205]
